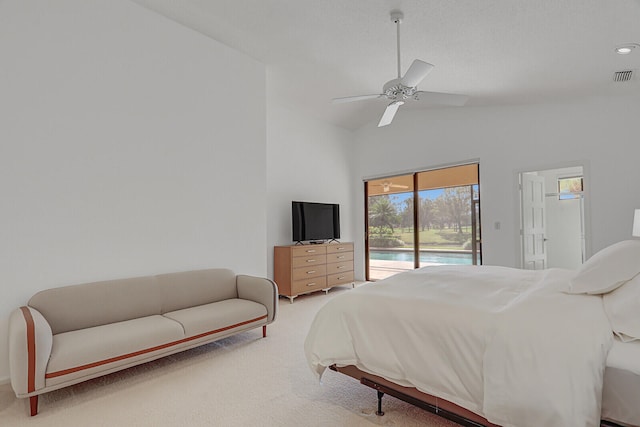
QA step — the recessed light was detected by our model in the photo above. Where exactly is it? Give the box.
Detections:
[615,44,640,55]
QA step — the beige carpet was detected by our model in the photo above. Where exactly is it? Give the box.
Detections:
[0,286,459,426]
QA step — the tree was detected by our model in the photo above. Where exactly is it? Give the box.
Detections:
[400,197,414,230]
[418,197,434,231]
[368,196,399,235]
[439,187,471,233]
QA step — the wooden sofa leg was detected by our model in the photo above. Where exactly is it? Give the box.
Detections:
[263,325,267,338]
[29,395,38,416]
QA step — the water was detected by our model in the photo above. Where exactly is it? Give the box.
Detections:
[370,250,473,265]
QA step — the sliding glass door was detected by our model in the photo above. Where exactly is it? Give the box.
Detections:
[366,164,481,281]
[366,173,415,281]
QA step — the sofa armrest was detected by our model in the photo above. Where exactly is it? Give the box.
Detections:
[236,275,278,324]
[9,306,53,397]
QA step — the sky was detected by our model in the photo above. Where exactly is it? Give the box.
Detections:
[389,189,444,207]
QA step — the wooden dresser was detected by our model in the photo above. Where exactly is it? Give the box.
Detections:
[274,242,354,303]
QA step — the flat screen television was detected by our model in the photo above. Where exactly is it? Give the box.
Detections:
[292,201,340,243]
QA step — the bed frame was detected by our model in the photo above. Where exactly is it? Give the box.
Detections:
[330,365,627,427]
[330,364,499,427]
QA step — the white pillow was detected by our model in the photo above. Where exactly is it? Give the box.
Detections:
[568,240,640,294]
[603,274,640,342]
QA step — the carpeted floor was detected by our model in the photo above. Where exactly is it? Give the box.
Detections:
[0,286,459,426]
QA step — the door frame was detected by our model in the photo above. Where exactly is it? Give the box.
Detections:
[515,160,592,269]
[364,161,481,281]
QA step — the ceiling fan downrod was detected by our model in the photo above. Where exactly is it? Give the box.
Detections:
[390,10,404,79]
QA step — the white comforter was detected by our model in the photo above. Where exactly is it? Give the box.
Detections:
[304,265,613,427]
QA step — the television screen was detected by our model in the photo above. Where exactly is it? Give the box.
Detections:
[292,201,340,242]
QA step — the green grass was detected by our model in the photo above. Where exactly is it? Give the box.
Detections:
[395,227,471,249]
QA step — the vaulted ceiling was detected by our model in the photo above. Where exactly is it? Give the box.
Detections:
[133,0,640,130]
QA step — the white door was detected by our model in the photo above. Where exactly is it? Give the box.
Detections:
[521,173,547,270]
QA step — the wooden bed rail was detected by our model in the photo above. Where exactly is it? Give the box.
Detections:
[359,377,487,427]
[330,364,499,427]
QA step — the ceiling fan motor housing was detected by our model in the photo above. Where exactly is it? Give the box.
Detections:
[383,78,418,100]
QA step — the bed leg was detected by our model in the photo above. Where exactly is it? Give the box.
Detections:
[29,395,38,416]
[376,390,385,416]
[262,325,267,338]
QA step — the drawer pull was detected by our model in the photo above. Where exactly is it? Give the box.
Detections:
[306,259,316,263]
[337,247,345,250]
[337,266,345,269]
[306,283,316,287]
[337,276,345,280]
[337,256,345,259]
[307,270,316,274]
[306,249,316,253]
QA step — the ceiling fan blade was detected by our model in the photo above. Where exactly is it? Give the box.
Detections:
[331,94,385,104]
[414,91,469,107]
[378,101,404,127]
[400,59,434,88]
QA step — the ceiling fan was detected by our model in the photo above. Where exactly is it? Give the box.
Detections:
[332,10,469,127]
[371,181,410,192]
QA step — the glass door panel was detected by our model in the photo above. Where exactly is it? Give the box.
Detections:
[416,165,480,268]
[366,174,415,281]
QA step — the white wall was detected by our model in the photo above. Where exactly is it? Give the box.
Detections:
[266,96,355,279]
[0,0,266,382]
[352,96,640,278]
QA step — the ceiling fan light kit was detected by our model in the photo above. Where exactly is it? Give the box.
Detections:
[332,10,469,127]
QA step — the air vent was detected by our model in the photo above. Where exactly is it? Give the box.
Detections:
[613,70,634,82]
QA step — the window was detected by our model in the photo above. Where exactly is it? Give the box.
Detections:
[558,176,583,200]
[365,163,481,281]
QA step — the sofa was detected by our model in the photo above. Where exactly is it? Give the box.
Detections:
[8,268,278,416]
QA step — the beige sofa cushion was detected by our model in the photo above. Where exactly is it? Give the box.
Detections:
[163,299,267,338]
[45,315,185,387]
[29,276,161,335]
[157,269,237,313]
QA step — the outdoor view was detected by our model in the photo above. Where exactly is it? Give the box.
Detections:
[367,165,480,280]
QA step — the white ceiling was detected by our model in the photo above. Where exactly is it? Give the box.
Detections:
[132,0,640,130]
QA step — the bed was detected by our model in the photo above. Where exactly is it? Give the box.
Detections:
[304,240,640,427]
[602,338,640,426]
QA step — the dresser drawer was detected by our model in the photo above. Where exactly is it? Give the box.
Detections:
[327,251,354,263]
[326,243,353,254]
[326,261,353,275]
[292,264,327,281]
[327,271,354,287]
[291,245,327,257]
[291,276,328,294]
[292,254,327,268]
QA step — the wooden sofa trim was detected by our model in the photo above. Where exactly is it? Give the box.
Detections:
[44,314,268,379]
[19,307,38,416]
[19,307,37,393]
